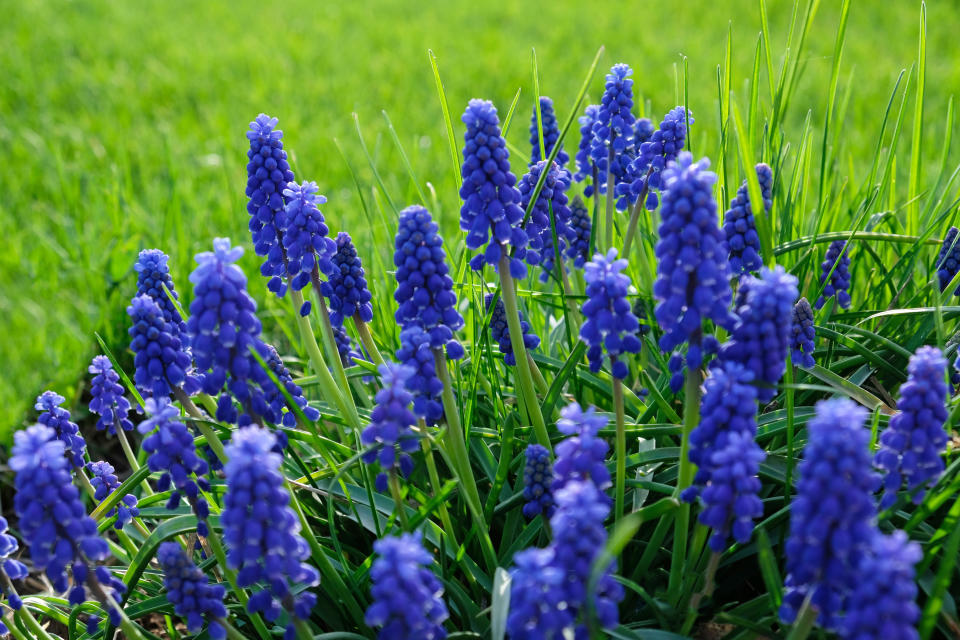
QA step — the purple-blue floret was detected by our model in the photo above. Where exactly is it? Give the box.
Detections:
[814,240,852,310]
[723,163,773,274]
[486,292,539,367]
[580,248,641,379]
[530,96,569,170]
[520,160,575,282]
[158,542,227,640]
[281,180,337,301]
[522,444,555,519]
[361,363,420,490]
[35,390,87,468]
[790,297,817,368]
[320,231,374,326]
[88,355,134,435]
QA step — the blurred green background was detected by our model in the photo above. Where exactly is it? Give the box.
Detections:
[1,0,955,437]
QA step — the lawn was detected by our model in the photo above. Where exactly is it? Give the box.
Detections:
[0,0,956,435]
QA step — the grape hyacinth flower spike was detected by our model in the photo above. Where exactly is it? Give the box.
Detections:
[875,346,949,509]
[135,248,188,334]
[590,63,636,208]
[396,325,444,422]
[458,99,529,278]
[0,515,28,632]
[621,106,692,212]
[87,461,140,530]
[530,96,569,170]
[486,292,540,366]
[780,398,880,630]
[35,390,87,468]
[320,231,374,326]
[522,444,555,519]
[394,205,465,359]
[843,531,921,639]
[580,248,641,378]
[245,113,296,296]
[281,180,337,312]
[365,532,449,640]
[573,104,600,196]
[814,240,852,309]
[723,163,773,274]
[222,427,318,635]
[654,152,735,391]
[128,293,195,399]
[567,195,592,268]
[159,543,228,639]
[519,159,574,281]
[790,297,817,368]
[361,362,421,491]
[551,402,612,498]
[88,355,134,435]
[936,226,960,295]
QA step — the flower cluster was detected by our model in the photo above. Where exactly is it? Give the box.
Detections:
[843,531,921,640]
[88,356,134,435]
[552,402,611,498]
[566,195,592,268]
[320,231,374,325]
[158,543,228,640]
[620,106,692,210]
[633,117,655,149]
[573,104,600,195]
[581,249,641,378]
[718,266,799,403]
[87,460,140,530]
[139,398,212,536]
[485,292,539,366]
[222,427,318,632]
[333,324,363,368]
[654,153,734,390]
[815,240,852,309]
[35,390,87,468]
[790,297,817,368]
[281,180,337,304]
[530,96,569,169]
[936,226,960,295]
[245,114,296,296]
[365,532,449,640]
[590,64,636,208]
[683,362,764,551]
[128,294,196,399]
[396,325,444,422]
[458,99,528,277]
[361,363,420,491]
[875,346,949,508]
[135,248,188,334]
[394,205,465,358]
[522,444,555,519]
[507,481,622,637]
[781,399,879,629]
[520,160,574,281]
[0,516,28,629]
[723,163,773,274]
[262,344,321,429]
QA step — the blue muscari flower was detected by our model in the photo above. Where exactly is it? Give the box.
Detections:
[320,231,374,326]
[394,205,465,359]
[723,163,773,274]
[522,444,555,519]
[875,346,949,509]
[520,160,575,281]
[682,361,764,551]
[580,248,641,379]
[88,356,134,435]
[128,294,195,399]
[0,516,28,625]
[158,543,228,640]
[843,531,921,640]
[139,398,212,536]
[281,181,337,304]
[815,240,852,309]
[263,344,321,428]
[505,547,573,639]
[35,391,87,468]
[781,398,880,630]
[935,226,960,295]
[590,64,636,209]
[222,427,318,632]
[530,96,569,170]
[135,249,187,335]
[459,99,529,278]
[573,104,600,196]
[654,153,735,391]
[632,117,655,149]
[365,532,449,640]
[245,114,296,296]
[486,293,539,367]
[11,424,124,611]
[791,297,816,369]
[620,106,692,211]
[361,363,420,491]
[396,325,445,423]
[333,324,363,367]
[718,266,799,403]
[566,195,592,268]
[552,402,611,499]
[87,461,139,530]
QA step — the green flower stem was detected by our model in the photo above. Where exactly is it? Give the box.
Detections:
[388,469,409,528]
[432,349,499,573]
[206,532,274,640]
[289,288,361,431]
[222,620,250,640]
[605,146,615,249]
[527,353,549,395]
[173,389,228,464]
[498,255,551,451]
[613,373,626,524]
[785,596,818,640]
[309,286,360,416]
[14,608,57,640]
[680,550,721,635]
[668,365,702,601]
[116,427,154,497]
[293,618,316,640]
[196,392,219,415]
[353,315,385,367]
[420,424,459,549]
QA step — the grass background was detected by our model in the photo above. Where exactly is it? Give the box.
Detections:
[1,0,956,437]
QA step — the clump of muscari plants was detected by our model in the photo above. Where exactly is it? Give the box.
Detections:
[6,38,960,640]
